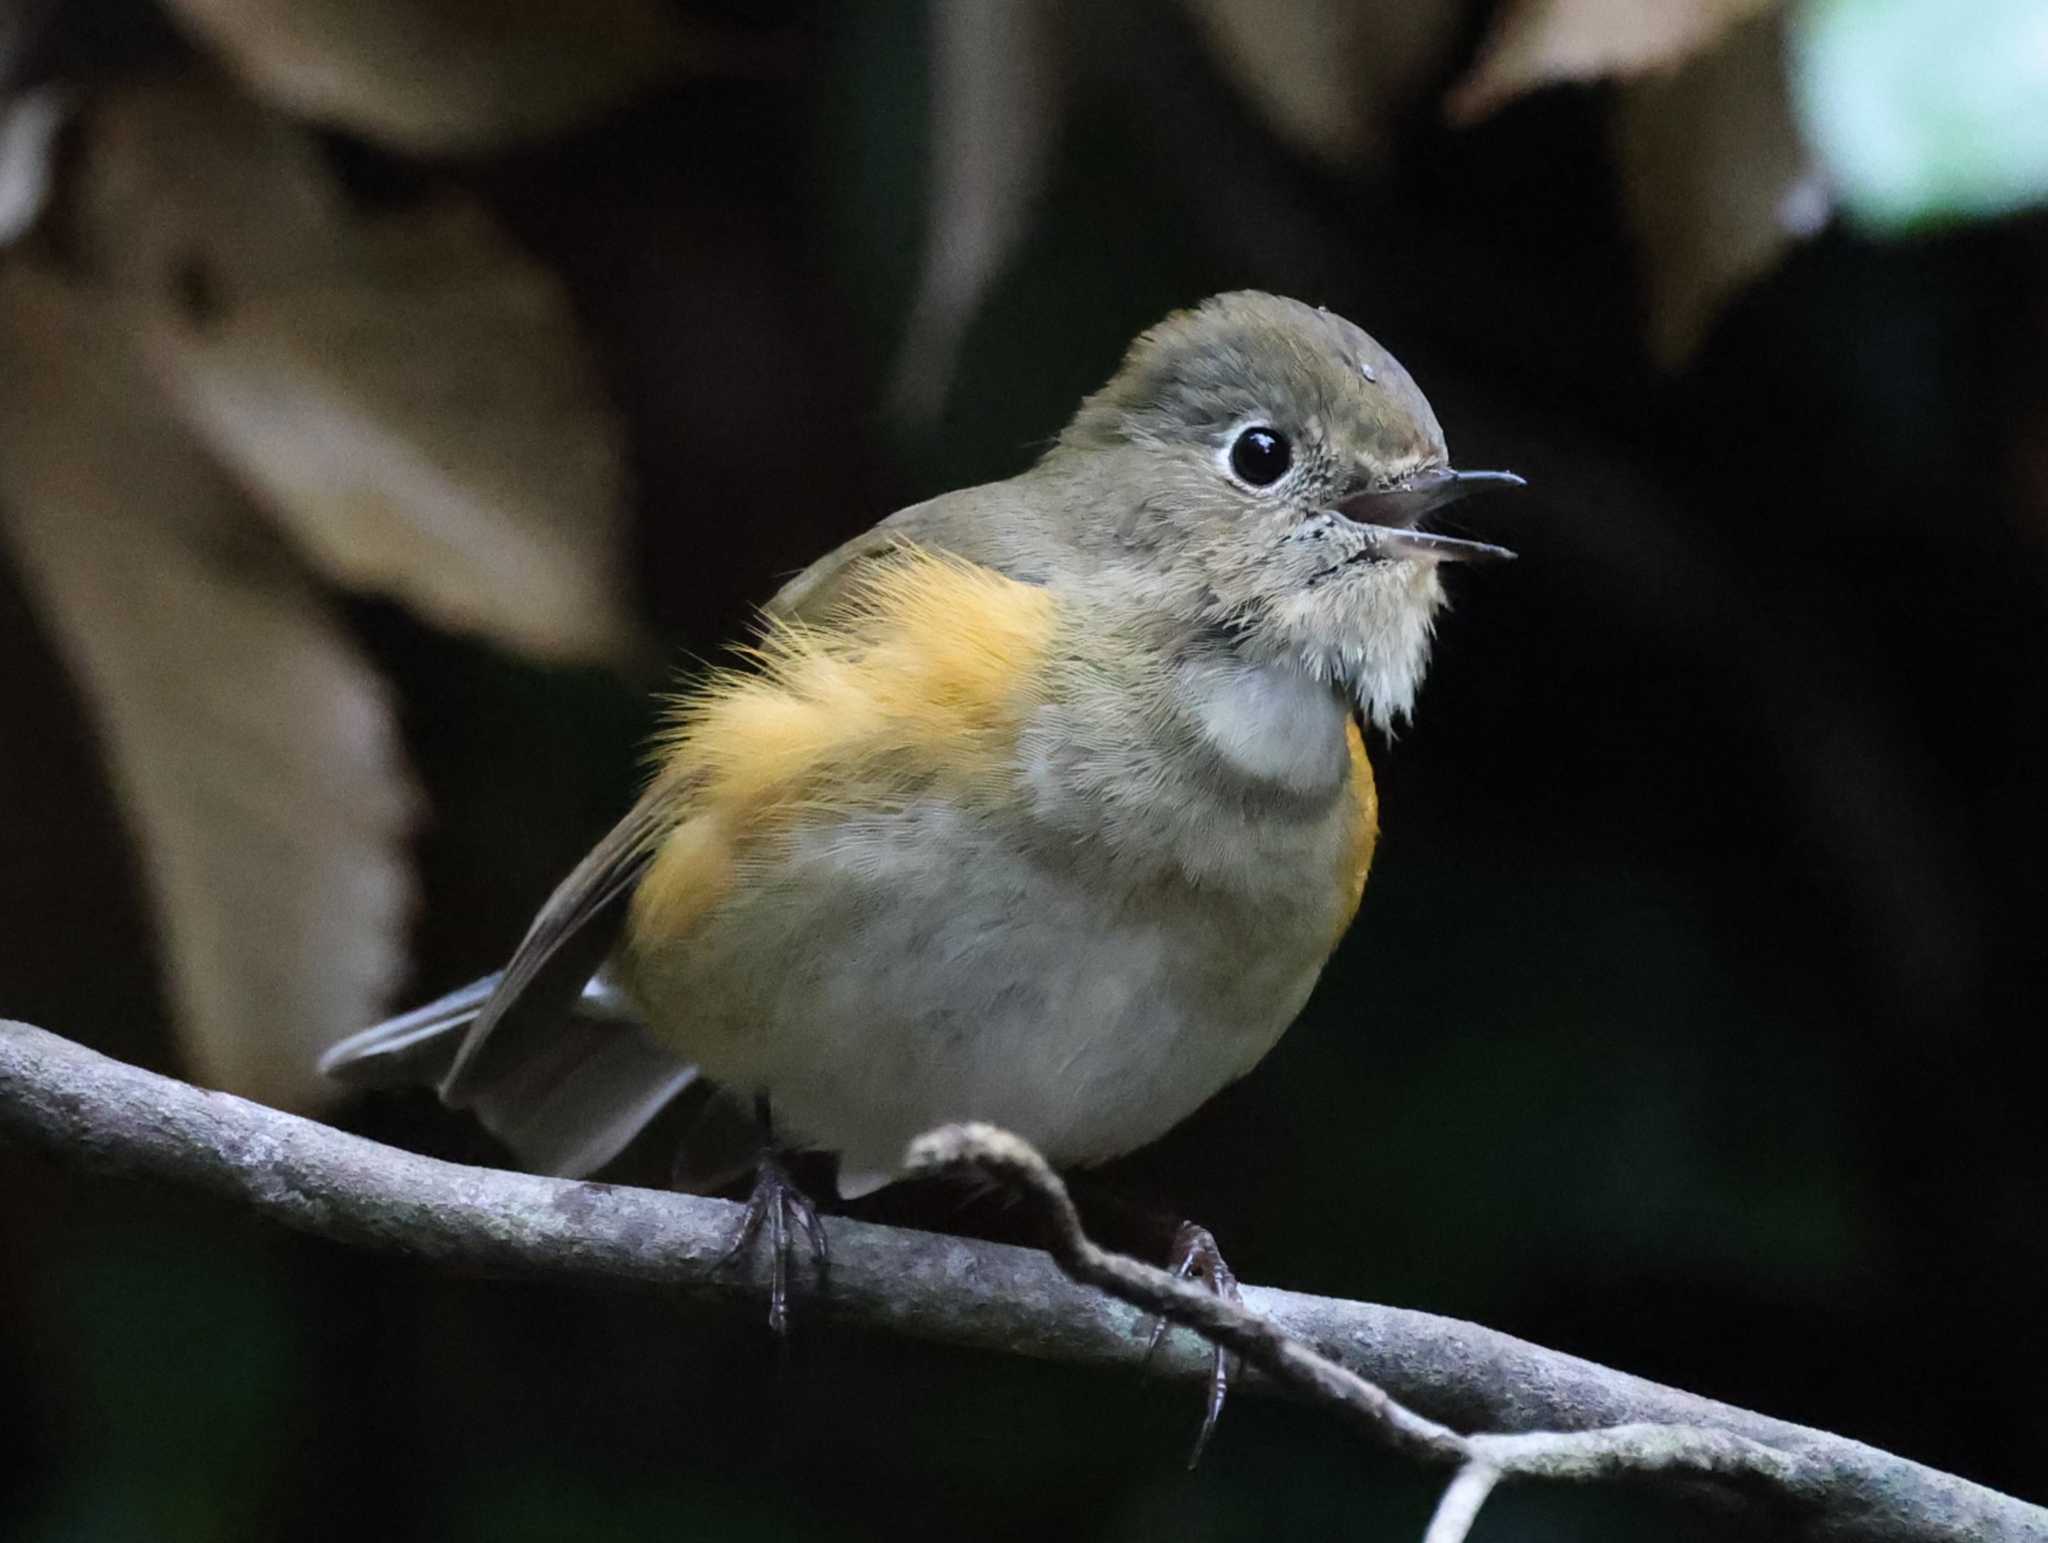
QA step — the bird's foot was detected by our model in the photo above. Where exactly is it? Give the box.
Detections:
[1142,1221,1242,1467]
[718,1148,829,1336]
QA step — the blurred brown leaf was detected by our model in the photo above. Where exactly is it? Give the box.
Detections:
[1447,0,1779,123]
[0,85,65,245]
[888,0,1065,424]
[75,80,638,666]
[0,263,417,1109]
[1614,12,1825,364]
[159,0,725,153]
[1183,0,1469,169]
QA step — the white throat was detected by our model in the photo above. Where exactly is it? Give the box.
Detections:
[1285,563,1444,732]
[1178,654,1350,795]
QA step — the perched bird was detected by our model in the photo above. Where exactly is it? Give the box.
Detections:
[322,290,1519,1447]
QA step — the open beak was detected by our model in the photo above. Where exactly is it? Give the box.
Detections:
[1334,467,1524,563]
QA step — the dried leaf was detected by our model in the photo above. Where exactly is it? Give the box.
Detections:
[0,263,417,1109]
[888,0,1065,424]
[159,0,721,153]
[1614,12,1825,365]
[74,81,636,666]
[1182,0,1468,169]
[1448,0,1780,124]
[0,86,67,246]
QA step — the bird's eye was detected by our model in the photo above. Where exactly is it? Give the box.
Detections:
[1229,426,1291,487]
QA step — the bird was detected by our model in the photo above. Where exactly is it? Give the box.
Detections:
[321,289,1519,1453]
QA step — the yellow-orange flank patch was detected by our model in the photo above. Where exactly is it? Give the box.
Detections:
[1331,715,1380,948]
[629,548,1060,947]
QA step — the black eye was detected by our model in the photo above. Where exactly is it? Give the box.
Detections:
[1229,426,1291,487]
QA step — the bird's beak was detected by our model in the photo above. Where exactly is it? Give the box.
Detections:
[1335,467,1524,562]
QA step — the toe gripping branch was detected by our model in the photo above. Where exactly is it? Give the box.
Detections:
[716,1100,829,1336]
[1144,1221,1243,1467]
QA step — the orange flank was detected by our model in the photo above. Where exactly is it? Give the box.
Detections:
[630,810,737,949]
[1332,716,1380,948]
[628,548,1061,947]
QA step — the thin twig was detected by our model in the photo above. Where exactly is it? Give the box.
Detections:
[908,1123,1808,1541]
[4,1020,2044,1542]
[1421,1464,1500,1543]
[906,1122,1469,1465]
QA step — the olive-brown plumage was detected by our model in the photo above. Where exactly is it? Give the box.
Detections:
[323,289,1518,1201]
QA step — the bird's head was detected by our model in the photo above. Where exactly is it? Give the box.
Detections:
[1053,291,1521,729]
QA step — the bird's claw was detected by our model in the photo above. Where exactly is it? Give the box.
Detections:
[1140,1221,1242,1467]
[718,1150,828,1336]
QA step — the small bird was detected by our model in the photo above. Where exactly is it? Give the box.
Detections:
[323,291,1519,1447]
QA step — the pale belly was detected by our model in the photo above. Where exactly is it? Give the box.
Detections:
[626,799,1340,1196]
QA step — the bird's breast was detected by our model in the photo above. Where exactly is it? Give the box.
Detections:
[1015,646,1374,921]
[619,562,1379,1185]
[1179,652,1353,795]
[627,783,1363,1189]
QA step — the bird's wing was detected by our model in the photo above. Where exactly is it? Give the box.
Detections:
[765,522,917,624]
[764,484,1033,624]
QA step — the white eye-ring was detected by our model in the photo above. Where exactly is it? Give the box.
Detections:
[1226,424,1291,487]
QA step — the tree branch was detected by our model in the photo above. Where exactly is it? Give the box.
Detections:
[4,1019,2043,1542]
[907,1123,1813,1541]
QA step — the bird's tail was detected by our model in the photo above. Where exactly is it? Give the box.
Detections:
[318,973,504,1087]
[318,971,700,1179]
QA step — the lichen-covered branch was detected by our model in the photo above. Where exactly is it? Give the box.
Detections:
[4,1019,2043,1542]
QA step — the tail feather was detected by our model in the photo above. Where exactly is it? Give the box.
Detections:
[319,969,700,1180]
[318,972,505,1087]
[465,1027,699,1178]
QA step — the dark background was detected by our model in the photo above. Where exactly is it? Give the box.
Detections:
[3,2,2045,1539]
